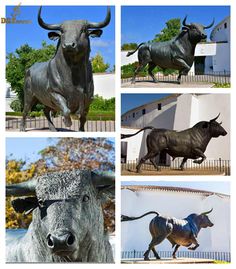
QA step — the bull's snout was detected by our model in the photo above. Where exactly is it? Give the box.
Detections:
[222,130,227,136]
[47,230,76,255]
[62,42,77,51]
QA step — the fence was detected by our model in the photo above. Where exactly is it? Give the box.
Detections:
[121,71,230,84]
[121,158,230,175]
[6,115,115,132]
[121,250,231,262]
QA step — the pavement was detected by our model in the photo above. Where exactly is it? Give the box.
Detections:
[122,80,214,88]
[122,258,215,264]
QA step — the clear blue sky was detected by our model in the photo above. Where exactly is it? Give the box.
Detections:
[122,6,230,44]
[121,181,230,195]
[6,5,115,70]
[6,137,115,165]
[121,94,171,114]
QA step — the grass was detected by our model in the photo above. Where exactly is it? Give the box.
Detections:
[213,83,231,88]
[213,260,230,264]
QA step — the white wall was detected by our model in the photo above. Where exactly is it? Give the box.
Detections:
[121,188,230,253]
[212,43,230,72]
[93,73,115,99]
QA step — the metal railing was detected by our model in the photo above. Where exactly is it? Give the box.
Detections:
[6,115,115,132]
[121,158,230,175]
[121,71,230,84]
[121,250,231,262]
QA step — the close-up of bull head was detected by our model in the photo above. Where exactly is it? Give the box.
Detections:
[6,170,115,261]
[202,113,228,138]
[182,16,214,42]
[38,6,111,58]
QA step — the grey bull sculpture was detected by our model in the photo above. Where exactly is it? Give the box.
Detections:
[121,209,214,260]
[127,16,214,84]
[121,114,227,172]
[6,170,115,262]
[20,7,111,132]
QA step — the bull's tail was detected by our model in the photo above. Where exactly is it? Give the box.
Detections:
[121,211,159,222]
[126,43,145,57]
[121,126,154,139]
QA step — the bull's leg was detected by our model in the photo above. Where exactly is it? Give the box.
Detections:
[192,149,206,164]
[79,106,89,132]
[136,151,159,173]
[180,157,188,170]
[43,106,57,132]
[172,58,191,84]
[152,247,161,260]
[131,63,146,84]
[143,235,166,260]
[20,95,37,132]
[150,157,160,171]
[148,62,158,83]
[172,244,180,259]
[51,93,72,128]
[188,237,199,250]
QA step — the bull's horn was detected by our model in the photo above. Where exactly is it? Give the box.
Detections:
[91,171,115,186]
[6,178,37,197]
[182,15,190,28]
[201,208,213,215]
[204,18,215,29]
[87,7,111,29]
[210,113,220,122]
[38,6,61,31]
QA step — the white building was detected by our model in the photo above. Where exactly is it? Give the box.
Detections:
[121,185,230,260]
[121,94,230,163]
[121,16,230,75]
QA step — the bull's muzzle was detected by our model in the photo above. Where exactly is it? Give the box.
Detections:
[62,42,77,51]
[47,230,76,255]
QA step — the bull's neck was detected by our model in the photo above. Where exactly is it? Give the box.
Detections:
[54,46,89,88]
[192,126,212,151]
[176,31,197,56]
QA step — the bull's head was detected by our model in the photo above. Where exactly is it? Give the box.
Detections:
[182,16,214,43]
[203,113,228,138]
[38,6,110,60]
[198,208,214,228]
[6,170,115,260]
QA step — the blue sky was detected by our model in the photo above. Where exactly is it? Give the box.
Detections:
[121,94,171,114]
[6,137,115,165]
[121,181,230,195]
[6,5,115,70]
[122,6,230,44]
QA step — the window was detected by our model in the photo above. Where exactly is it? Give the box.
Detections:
[224,22,227,29]
[133,112,135,118]
[157,103,162,110]
[142,109,146,115]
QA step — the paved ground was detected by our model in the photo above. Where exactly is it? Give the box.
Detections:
[122,80,214,88]
[122,258,215,264]
[121,168,225,176]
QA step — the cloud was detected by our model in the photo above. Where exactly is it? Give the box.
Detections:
[91,40,110,48]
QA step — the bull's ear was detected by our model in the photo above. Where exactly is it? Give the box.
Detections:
[88,29,103,38]
[48,31,61,41]
[11,197,38,215]
[202,122,209,128]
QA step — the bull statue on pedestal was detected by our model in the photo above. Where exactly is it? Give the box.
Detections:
[121,114,227,173]
[20,6,111,132]
[121,209,214,260]
[127,16,214,84]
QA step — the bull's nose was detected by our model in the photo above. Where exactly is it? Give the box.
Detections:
[47,231,76,253]
[62,42,76,50]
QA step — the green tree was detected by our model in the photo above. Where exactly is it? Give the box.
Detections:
[152,18,181,42]
[91,53,109,73]
[6,42,56,107]
[121,43,138,51]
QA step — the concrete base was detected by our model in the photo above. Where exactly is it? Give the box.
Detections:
[122,258,215,264]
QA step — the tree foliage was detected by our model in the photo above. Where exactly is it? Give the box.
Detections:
[6,138,115,232]
[89,95,115,111]
[6,42,56,105]
[91,53,109,73]
[152,18,181,42]
[121,43,138,51]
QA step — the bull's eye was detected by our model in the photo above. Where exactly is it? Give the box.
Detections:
[82,195,90,202]
[38,200,45,208]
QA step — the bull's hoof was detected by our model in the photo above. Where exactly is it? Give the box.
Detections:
[193,160,201,164]
[144,257,150,261]
[63,117,72,127]
[180,167,184,171]
[131,79,136,84]
[177,81,181,85]
[172,256,177,259]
